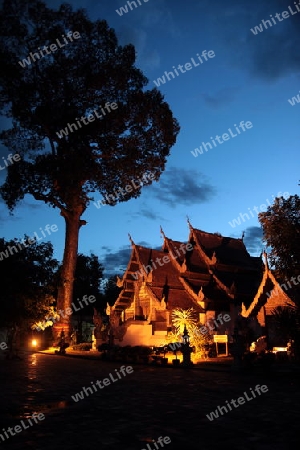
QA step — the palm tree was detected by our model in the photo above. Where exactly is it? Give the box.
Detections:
[171,308,197,335]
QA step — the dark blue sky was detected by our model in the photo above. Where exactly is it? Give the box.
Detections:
[0,0,299,275]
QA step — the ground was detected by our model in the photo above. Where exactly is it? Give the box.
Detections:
[0,351,299,449]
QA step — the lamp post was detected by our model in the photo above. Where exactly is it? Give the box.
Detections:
[181,325,193,367]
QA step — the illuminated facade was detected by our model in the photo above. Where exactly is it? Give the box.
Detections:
[108,221,292,347]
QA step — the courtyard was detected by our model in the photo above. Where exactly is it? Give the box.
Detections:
[0,352,299,449]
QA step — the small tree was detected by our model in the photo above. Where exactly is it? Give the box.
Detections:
[271,305,299,344]
[171,308,211,358]
[0,237,58,331]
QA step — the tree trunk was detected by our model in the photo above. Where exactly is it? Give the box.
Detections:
[53,209,84,341]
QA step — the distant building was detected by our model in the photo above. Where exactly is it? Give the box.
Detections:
[107,221,293,347]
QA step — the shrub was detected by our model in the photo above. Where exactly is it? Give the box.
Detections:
[72,343,92,351]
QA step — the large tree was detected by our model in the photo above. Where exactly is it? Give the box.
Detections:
[258,194,300,281]
[0,1,180,337]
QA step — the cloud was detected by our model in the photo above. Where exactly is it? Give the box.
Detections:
[197,0,300,81]
[101,245,132,275]
[128,207,166,222]
[149,167,216,207]
[100,240,157,274]
[243,226,263,255]
[202,87,239,109]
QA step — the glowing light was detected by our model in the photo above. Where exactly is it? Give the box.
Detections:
[32,339,37,347]
[272,347,287,353]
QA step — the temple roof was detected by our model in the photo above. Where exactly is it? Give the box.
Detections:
[241,268,294,317]
[113,224,265,315]
[189,226,261,270]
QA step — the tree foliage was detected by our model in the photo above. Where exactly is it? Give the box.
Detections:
[73,253,103,302]
[171,308,211,355]
[258,195,300,279]
[0,237,58,329]
[0,0,180,334]
[102,275,122,309]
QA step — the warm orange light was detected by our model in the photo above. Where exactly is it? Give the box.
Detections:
[32,339,37,347]
[272,347,287,353]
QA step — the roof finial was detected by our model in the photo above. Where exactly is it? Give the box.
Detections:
[187,215,192,230]
[160,225,166,239]
[262,249,269,270]
[241,230,245,241]
[128,233,135,247]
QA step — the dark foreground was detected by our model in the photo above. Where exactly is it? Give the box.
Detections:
[0,352,299,449]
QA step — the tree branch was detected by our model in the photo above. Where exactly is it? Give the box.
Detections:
[30,190,68,216]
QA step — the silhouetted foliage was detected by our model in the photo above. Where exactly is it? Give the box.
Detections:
[0,0,180,334]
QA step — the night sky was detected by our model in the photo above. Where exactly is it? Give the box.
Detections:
[0,0,299,276]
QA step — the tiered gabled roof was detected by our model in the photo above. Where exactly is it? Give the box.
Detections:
[241,254,294,319]
[113,240,205,314]
[188,223,261,270]
[186,223,263,306]
[112,222,264,316]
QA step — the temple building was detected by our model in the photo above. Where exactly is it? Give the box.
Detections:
[107,221,293,347]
